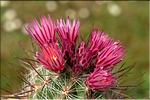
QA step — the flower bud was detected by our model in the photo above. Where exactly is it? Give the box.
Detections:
[85,69,116,91]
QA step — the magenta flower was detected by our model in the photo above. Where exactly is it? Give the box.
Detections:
[56,17,80,59]
[72,29,123,74]
[89,29,114,56]
[72,41,92,74]
[36,43,65,73]
[26,16,56,47]
[75,41,91,67]
[85,68,116,91]
[96,42,124,70]
[26,16,64,73]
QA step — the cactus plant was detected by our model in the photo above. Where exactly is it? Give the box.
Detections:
[1,16,136,99]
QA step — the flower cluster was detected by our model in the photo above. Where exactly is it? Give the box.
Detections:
[26,16,125,91]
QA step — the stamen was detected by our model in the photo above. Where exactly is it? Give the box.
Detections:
[52,55,57,61]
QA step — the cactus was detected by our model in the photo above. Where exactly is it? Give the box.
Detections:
[16,60,132,99]
[17,58,134,99]
[23,64,88,99]
[1,16,135,99]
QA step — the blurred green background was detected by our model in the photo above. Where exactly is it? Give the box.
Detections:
[0,1,149,99]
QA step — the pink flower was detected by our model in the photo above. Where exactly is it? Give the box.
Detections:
[85,68,116,91]
[88,29,114,59]
[76,41,91,68]
[26,16,56,47]
[72,41,92,74]
[26,16,65,73]
[56,17,80,58]
[36,43,65,73]
[96,42,124,70]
